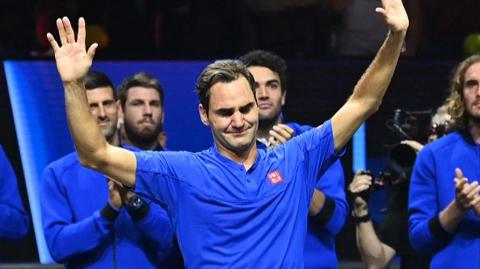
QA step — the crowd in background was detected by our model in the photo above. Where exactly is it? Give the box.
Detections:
[1,0,480,59]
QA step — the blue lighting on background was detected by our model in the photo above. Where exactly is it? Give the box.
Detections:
[352,123,366,173]
[5,60,212,263]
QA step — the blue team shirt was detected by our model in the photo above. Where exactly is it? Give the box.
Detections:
[288,123,348,269]
[133,120,340,268]
[41,150,176,268]
[0,145,29,239]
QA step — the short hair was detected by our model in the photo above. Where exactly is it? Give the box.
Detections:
[84,71,116,99]
[444,54,480,130]
[117,72,164,108]
[239,50,287,92]
[196,60,256,112]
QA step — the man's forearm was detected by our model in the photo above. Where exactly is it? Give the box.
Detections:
[64,81,108,166]
[350,30,406,113]
[331,29,406,150]
[356,217,395,269]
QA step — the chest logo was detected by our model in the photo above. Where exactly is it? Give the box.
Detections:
[268,170,283,185]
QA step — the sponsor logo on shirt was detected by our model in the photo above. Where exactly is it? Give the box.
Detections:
[268,170,283,185]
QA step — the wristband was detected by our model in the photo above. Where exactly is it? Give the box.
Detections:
[351,212,371,224]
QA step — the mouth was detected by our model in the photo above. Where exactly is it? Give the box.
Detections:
[139,120,155,126]
[258,103,272,110]
[97,121,110,126]
[227,128,250,137]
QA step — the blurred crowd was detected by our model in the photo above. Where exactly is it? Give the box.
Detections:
[2,0,480,59]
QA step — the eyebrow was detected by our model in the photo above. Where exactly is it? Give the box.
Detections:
[239,102,255,112]
[213,102,255,114]
[256,79,280,85]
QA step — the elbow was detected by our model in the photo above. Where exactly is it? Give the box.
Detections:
[78,147,109,170]
[365,99,381,115]
[46,238,67,263]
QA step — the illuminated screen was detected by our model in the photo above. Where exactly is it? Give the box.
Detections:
[4,60,213,263]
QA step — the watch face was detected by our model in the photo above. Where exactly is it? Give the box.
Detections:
[129,196,143,209]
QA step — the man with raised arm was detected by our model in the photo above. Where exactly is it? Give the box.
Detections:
[47,1,408,266]
[41,71,176,268]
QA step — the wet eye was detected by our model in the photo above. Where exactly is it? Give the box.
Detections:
[216,109,234,117]
[239,103,254,114]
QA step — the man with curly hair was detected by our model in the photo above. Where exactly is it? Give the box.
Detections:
[409,54,480,269]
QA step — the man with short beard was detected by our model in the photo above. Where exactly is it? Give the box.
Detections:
[41,71,176,268]
[409,55,480,269]
[118,72,166,151]
[117,71,184,267]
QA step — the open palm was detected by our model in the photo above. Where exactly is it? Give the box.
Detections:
[47,17,97,83]
[377,0,409,32]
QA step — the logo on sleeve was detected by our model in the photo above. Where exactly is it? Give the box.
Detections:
[268,170,284,185]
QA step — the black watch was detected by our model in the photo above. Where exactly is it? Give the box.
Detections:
[126,195,144,211]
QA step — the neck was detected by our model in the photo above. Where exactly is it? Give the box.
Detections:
[257,116,282,139]
[107,133,120,147]
[469,119,480,144]
[124,137,159,151]
[216,141,258,170]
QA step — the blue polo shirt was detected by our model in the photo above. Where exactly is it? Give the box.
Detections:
[134,120,340,268]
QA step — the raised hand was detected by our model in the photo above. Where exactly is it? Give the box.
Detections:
[47,17,98,83]
[268,124,294,148]
[376,0,409,33]
[348,171,373,215]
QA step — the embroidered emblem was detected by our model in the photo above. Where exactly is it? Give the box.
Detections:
[268,170,283,185]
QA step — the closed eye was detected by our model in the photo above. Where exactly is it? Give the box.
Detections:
[239,103,255,114]
[215,108,235,117]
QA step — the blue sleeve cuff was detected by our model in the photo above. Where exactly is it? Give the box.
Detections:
[313,195,336,225]
[100,203,120,222]
[429,215,454,243]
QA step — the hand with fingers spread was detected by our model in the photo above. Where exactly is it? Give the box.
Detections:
[348,171,373,215]
[268,124,294,148]
[454,168,480,213]
[376,0,409,33]
[47,17,98,83]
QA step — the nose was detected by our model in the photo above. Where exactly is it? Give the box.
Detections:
[256,85,268,100]
[143,104,152,115]
[231,111,245,128]
[98,104,107,119]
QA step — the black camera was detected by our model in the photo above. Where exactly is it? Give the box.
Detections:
[353,110,421,202]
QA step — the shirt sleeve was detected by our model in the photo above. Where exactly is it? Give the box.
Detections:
[134,151,193,214]
[285,120,344,193]
[41,164,115,262]
[408,146,452,254]
[0,146,29,239]
[311,160,348,235]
